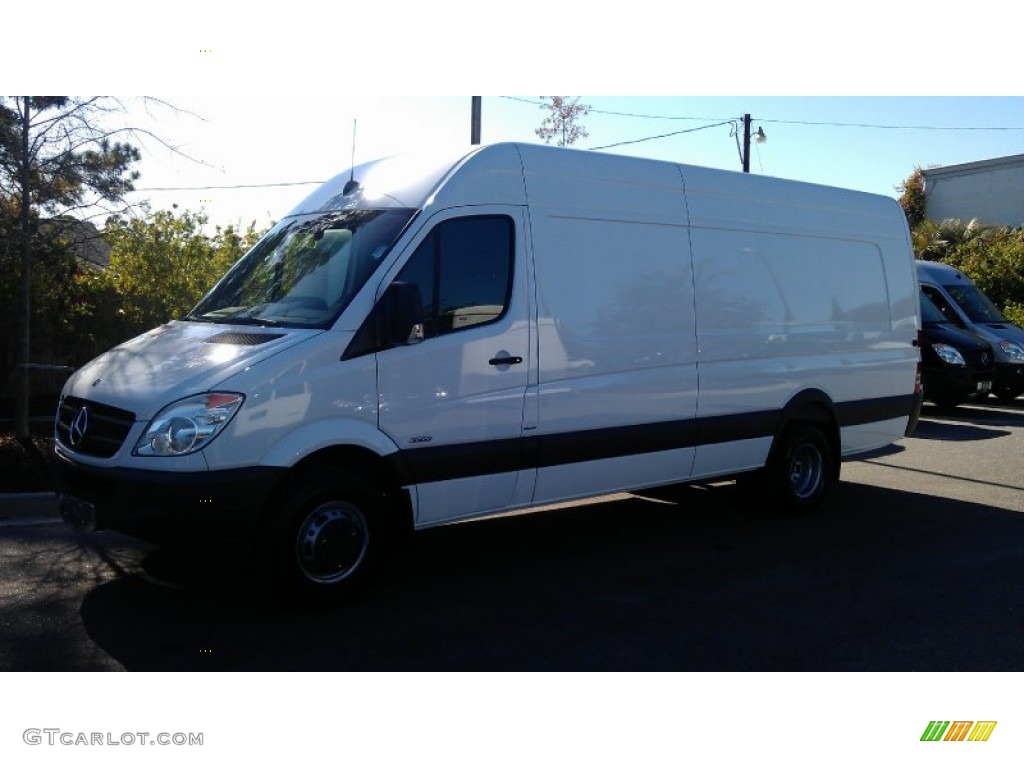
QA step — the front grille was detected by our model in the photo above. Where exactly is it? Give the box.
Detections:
[56,396,136,458]
[964,348,995,371]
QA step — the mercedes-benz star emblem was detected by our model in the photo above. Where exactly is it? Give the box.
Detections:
[69,406,89,447]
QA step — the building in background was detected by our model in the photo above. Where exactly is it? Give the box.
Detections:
[922,153,1024,227]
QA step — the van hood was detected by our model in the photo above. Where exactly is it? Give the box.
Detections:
[978,321,1024,338]
[63,320,323,420]
[921,321,991,353]
[958,320,1024,358]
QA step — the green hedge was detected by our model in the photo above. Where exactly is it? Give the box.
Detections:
[913,218,1024,325]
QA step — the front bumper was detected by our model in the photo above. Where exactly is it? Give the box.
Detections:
[52,449,285,544]
[922,366,994,404]
[993,361,1024,395]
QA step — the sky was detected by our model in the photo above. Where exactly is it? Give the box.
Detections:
[111,94,1024,231]
[8,1,1023,232]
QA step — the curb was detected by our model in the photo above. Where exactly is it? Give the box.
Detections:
[0,492,61,525]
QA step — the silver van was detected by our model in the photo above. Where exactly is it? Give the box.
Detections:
[916,260,1024,402]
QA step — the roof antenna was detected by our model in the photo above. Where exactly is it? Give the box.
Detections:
[343,118,360,195]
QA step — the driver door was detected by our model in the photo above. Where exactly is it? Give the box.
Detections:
[376,207,533,526]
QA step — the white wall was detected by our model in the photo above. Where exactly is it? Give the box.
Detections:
[924,154,1024,227]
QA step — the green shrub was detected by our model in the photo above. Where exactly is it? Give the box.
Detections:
[913,219,1024,323]
[1003,301,1024,327]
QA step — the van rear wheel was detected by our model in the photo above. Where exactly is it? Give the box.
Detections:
[267,470,385,604]
[762,423,832,515]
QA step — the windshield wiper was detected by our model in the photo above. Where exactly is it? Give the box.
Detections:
[225,317,282,327]
[186,309,282,327]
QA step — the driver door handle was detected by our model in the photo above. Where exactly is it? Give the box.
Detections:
[488,355,523,366]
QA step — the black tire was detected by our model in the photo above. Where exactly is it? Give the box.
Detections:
[928,394,963,411]
[992,387,1022,403]
[764,423,833,515]
[266,470,386,605]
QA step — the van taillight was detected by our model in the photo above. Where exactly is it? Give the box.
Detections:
[914,331,923,394]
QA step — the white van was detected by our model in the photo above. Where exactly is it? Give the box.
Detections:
[54,143,920,600]
[916,259,1024,402]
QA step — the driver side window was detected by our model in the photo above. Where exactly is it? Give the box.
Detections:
[395,215,514,340]
[922,285,958,323]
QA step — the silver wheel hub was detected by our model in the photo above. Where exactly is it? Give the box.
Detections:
[295,501,369,584]
[788,444,824,500]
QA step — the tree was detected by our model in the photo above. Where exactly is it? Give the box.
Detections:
[909,215,1024,324]
[935,223,1024,323]
[897,167,926,229]
[912,217,995,262]
[103,207,265,331]
[0,97,140,438]
[535,96,591,147]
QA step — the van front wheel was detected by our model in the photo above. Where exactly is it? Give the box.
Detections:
[993,386,1022,403]
[269,471,385,603]
[765,423,832,514]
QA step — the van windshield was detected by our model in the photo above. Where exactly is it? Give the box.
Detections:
[944,283,1008,324]
[187,208,415,328]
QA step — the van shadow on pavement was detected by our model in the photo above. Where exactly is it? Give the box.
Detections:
[911,417,1011,442]
[75,481,1024,671]
[922,399,1024,425]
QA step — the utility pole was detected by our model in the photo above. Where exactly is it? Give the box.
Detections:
[742,113,752,174]
[739,114,766,173]
[471,97,482,145]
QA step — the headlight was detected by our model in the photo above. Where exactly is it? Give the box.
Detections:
[998,340,1024,363]
[932,343,966,367]
[134,393,244,456]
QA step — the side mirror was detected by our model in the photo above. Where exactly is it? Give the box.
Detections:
[340,281,426,361]
[379,281,425,347]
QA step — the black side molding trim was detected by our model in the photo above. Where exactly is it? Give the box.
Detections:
[388,394,915,486]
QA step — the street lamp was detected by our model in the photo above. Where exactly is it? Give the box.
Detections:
[733,113,767,173]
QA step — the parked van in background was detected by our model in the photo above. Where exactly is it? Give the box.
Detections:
[918,289,994,409]
[53,143,921,601]
[916,260,1024,402]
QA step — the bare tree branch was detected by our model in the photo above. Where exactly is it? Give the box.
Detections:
[139,96,207,124]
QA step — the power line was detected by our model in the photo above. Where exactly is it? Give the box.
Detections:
[590,121,732,150]
[760,118,1024,131]
[133,180,324,192]
[501,96,728,122]
[501,96,1024,131]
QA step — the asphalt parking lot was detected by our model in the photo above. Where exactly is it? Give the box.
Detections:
[1,400,1021,671]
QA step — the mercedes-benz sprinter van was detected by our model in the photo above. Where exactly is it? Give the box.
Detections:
[917,260,1024,402]
[53,143,921,601]
[918,288,994,408]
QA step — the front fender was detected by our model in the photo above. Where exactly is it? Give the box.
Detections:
[258,418,402,468]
